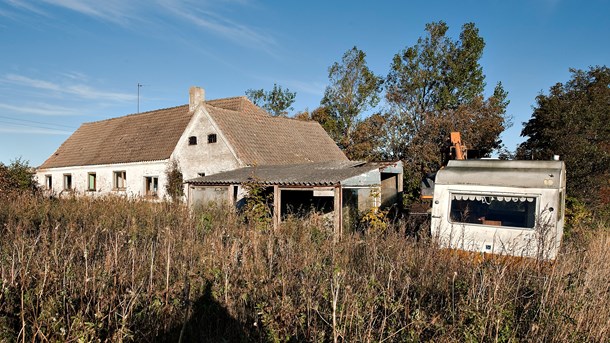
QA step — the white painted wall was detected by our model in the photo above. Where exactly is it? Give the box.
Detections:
[431,184,564,260]
[36,160,170,199]
[171,104,242,181]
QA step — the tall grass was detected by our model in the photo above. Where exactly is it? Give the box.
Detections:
[0,193,608,342]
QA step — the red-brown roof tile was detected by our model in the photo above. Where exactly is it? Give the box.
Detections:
[39,96,347,169]
[39,105,192,169]
[205,102,348,165]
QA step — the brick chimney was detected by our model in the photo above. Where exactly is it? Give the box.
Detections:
[189,86,205,112]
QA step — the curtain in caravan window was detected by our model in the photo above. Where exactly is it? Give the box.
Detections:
[451,194,535,202]
[449,193,537,229]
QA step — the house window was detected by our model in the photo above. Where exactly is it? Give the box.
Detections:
[188,136,197,145]
[113,171,126,190]
[449,193,537,229]
[198,172,206,177]
[87,173,96,191]
[145,176,159,197]
[45,175,52,190]
[207,134,217,144]
[63,174,72,191]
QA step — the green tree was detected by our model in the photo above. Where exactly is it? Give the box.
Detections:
[517,66,610,207]
[0,157,37,194]
[348,113,387,161]
[320,46,383,158]
[384,21,509,197]
[245,83,296,116]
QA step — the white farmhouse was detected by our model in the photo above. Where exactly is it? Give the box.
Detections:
[36,86,348,199]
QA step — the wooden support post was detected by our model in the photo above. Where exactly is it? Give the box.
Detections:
[227,184,235,207]
[273,185,281,231]
[333,186,343,241]
[186,185,191,207]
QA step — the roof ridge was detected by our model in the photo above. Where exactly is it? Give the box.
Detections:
[205,96,263,114]
[265,115,321,124]
[83,104,190,125]
[81,95,256,126]
[205,95,248,103]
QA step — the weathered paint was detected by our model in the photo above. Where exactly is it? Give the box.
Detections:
[341,169,381,187]
[313,187,334,197]
[170,96,241,181]
[35,159,169,199]
[431,160,566,260]
[189,185,229,207]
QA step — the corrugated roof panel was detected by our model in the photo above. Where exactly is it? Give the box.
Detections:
[187,161,383,186]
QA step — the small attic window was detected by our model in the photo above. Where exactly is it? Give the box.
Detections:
[188,136,197,145]
[207,134,217,144]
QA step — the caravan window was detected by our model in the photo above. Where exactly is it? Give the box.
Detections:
[449,193,537,229]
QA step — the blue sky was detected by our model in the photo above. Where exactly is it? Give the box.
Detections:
[1,0,608,166]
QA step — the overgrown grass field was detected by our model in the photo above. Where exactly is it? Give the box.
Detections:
[1,194,608,342]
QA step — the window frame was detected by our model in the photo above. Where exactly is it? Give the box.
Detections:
[207,133,217,144]
[448,191,539,230]
[113,171,127,191]
[45,175,52,190]
[87,172,97,191]
[188,136,197,145]
[144,176,159,197]
[63,173,72,191]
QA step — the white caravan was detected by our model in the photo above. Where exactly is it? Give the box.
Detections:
[430,160,566,260]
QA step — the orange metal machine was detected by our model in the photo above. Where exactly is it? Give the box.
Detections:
[420,132,467,201]
[449,132,467,161]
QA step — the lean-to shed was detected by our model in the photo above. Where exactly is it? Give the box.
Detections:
[186,161,403,235]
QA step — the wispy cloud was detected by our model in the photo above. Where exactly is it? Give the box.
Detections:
[39,0,139,25]
[0,126,72,135]
[2,74,136,102]
[285,80,326,96]
[160,1,278,55]
[5,0,48,16]
[59,71,88,81]
[5,0,278,56]
[0,102,83,116]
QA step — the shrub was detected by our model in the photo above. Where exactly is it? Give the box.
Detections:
[165,159,184,202]
[0,157,37,195]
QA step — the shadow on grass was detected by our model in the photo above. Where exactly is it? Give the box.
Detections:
[156,282,250,342]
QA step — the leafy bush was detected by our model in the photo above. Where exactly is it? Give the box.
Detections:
[0,157,37,195]
[164,159,184,202]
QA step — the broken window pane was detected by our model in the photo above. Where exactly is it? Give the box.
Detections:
[145,176,159,197]
[114,171,126,190]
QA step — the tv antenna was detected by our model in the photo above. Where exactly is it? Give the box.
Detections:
[137,83,144,113]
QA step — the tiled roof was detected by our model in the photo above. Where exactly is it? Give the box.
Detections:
[206,96,268,117]
[39,96,347,169]
[205,103,347,165]
[187,161,382,186]
[39,105,192,169]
